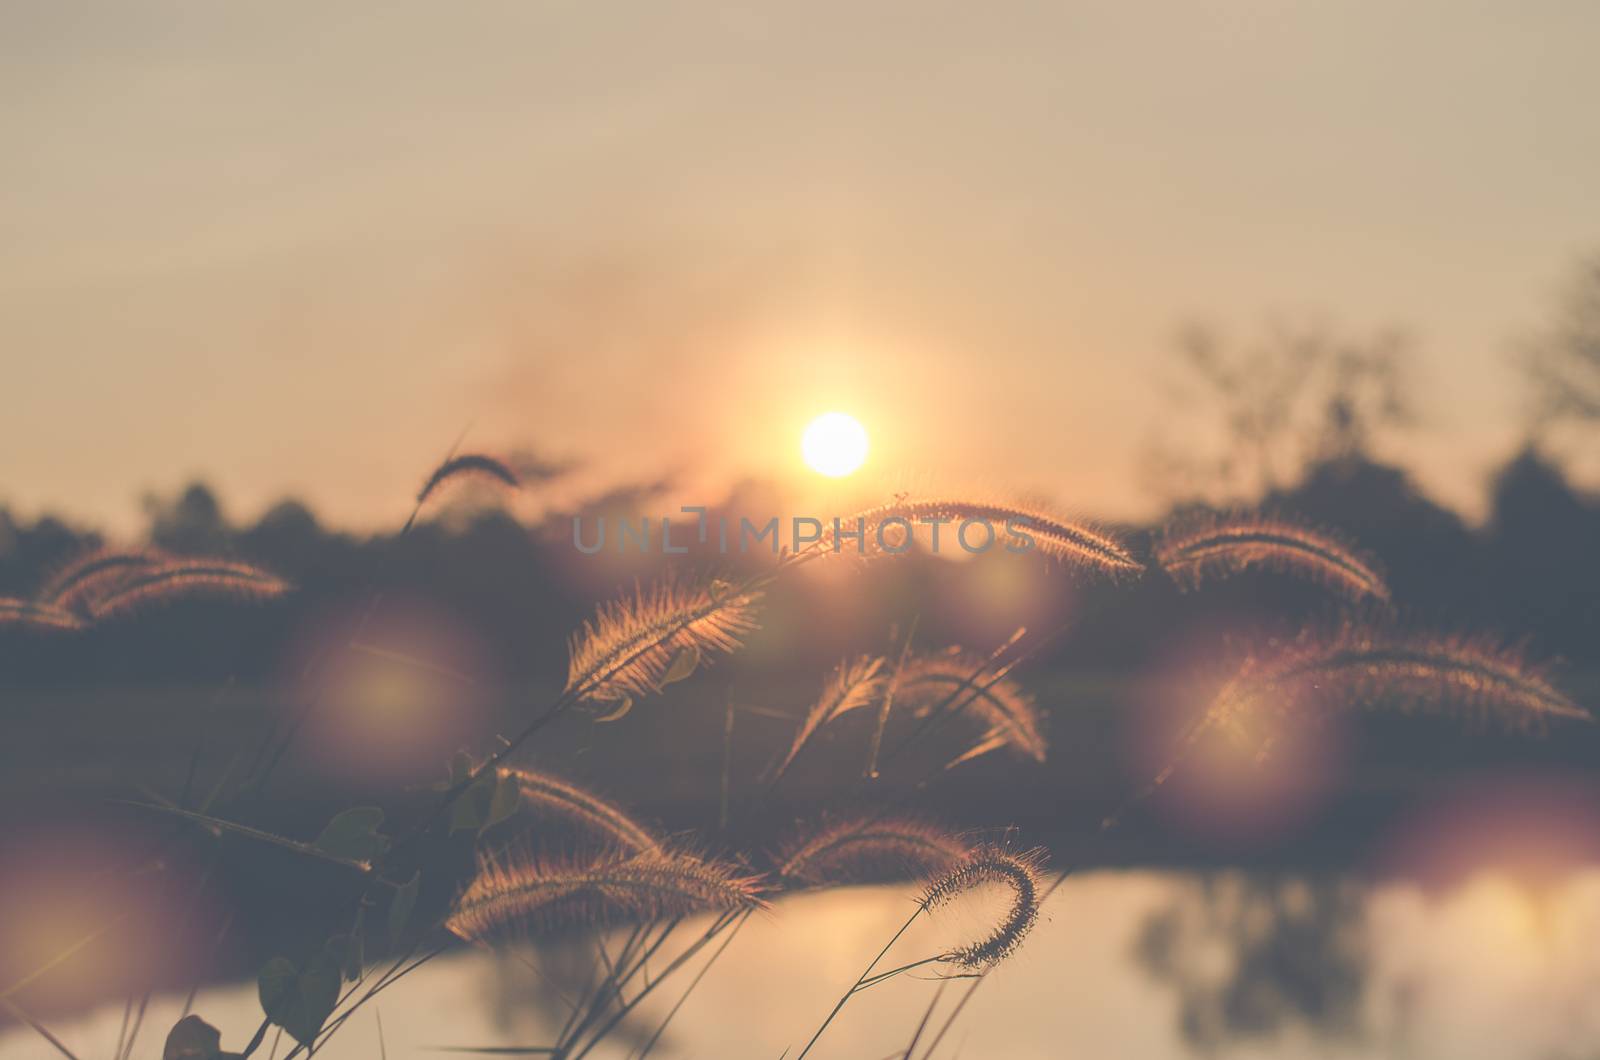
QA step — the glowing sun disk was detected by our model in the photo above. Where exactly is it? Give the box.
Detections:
[801,412,869,477]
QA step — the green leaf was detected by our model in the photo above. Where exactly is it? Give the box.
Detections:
[446,757,521,837]
[163,1014,228,1060]
[389,871,420,946]
[257,948,341,1048]
[256,957,295,1017]
[313,806,390,863]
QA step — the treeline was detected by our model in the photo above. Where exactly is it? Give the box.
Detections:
[0,446,1597,688]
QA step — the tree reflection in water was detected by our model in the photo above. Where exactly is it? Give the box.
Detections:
[1134,873,1369,1052]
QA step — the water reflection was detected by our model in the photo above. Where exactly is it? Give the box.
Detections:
[9,870,1600,1059]
[482,939,661,1055]
[1134,874,1367,1051]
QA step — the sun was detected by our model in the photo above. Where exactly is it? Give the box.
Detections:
[801,412,869,477]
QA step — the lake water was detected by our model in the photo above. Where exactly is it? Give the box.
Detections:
[7,868,1599,1058]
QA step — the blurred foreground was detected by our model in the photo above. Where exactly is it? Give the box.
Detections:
[6,870,1599,1059]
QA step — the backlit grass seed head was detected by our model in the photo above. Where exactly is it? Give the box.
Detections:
[772,655,888,779]
[445,849,767,942]
[776,815,971,887]
[830,498,1142,576]
[1211,628,1590,745]
[496,767,661,855]
[0,598,85,632]
[87,560,291,620]
[38,548,163,612]
[897,650,1047,764]
[1157,514,1389,602]
[920,847,1045,970]
[416,453,521,506]
[565,576,762,708]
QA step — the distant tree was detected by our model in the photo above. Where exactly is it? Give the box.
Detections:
[1490,446,1591,534]
[0,509,98,595]
[1144,319,1415,503]
[1483,446,1600,658]
[1272,454,1475,619]
[1136,874,1368,1051]
[143,482,230,555]
[1521,251,1600,428]
[238,499,327,576]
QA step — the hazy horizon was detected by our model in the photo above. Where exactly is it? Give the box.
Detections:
[7,1,1600,534]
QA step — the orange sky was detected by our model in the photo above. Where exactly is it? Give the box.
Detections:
[5,2,1599,533]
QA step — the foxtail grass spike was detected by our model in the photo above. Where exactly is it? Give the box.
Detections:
[496,767,661,854]
[0,598,84,632]
[38,549,162,612]
[565,575,762,708]
[88,559,291,620]
[1212,628,1591,737]
[777,816,971,886]
[1157,514,1389,601]
[445,849,766,942]
[1113,628,1590,831]
[416,453,520,506]
[773,656,887,780]
[897,651,1047,763]
[942,729,1011,770]
[832,498,1141,576]
[920,847,1045,970]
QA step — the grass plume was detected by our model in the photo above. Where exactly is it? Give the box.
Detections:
[897,650,1047,764]
[920,847,1045,970]
[771,655,888,780]
[496,767,662,854]
[776,815,971,886]
[835,498,1141,576]
[416,453,520,506]
[565,575,762,708]
[1157,513,1389,601]
[445,849,766,942]
[0,598,84,632]
[1212,627,1590,746]
[37,548,162,612]
[88,559,291,620]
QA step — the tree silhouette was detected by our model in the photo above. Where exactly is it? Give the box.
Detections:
[1522,252,1600,427]
[1145,319,1415,503]
[144,482,230,555]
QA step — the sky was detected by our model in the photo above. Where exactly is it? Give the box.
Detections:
[5,1,1600,534]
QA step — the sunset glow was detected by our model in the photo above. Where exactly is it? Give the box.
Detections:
[801,412,869,477]
[7,7,1600,1058]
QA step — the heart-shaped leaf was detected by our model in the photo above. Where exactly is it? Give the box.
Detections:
[163,1014,238,1060]
[257,948,341,1048]
[313,806,389,863]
